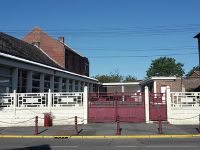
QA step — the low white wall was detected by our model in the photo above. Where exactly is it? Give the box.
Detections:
[168,108,200,125]
[0,107,84,127]
[0,87,88,127]
[167,90,200,125]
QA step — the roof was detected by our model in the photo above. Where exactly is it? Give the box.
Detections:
[0,32,62,69]
[0,52,98,82]
[190,70,200,78]
[194,33,200,38]
[140,76,179,85]
[102,82,141,86]
[25,27,83,57]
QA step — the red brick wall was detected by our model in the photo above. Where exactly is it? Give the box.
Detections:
[23,28,89,76]
[155,79,182,92]
[23,28,65,68]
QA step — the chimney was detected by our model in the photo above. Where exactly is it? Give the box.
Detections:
[32,41,40,47]
[58,36,65,43]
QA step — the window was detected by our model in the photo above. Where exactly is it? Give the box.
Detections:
[44,75,50,92]
[32,72,40,93]
[62,78,66,92]
[17,70,27,93]
[75,80,78,92]
[54,76,59,92]
[0,65,12,93]
[69,80,73,92]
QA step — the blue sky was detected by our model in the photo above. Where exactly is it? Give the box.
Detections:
[1,0,200,79]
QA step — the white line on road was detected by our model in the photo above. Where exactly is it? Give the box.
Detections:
[116,145,200,148]
[145,145,200,148]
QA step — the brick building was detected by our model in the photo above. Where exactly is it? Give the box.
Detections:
[23,27,89,76]
[141,77,183,93]
[0,32,98,93]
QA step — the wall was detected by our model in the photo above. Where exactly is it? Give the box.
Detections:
[156,79,182,93]
[166,88,200,125]
[0,87,88,127]
[23,28,89,76]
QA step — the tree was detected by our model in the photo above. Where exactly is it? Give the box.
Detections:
[93,71,123,83]
[146,57,184,78]
[93,71,137,83]
[186,66,199,78]
[123,75,137,82]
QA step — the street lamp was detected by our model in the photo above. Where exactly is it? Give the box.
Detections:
[194,33,200,72]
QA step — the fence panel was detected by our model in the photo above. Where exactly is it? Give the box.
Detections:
[171,92,200,108]
[0,93,14,107]
[52,92,83,107]
[149,93,167,121]
[17,93,48,107]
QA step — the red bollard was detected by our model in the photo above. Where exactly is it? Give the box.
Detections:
[196,114,200,133]
[75,116,78,135]
[35,116,38,135]
[158,115,163,134]
[116,116,121,135]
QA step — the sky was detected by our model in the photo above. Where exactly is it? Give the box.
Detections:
[0,0,200,79]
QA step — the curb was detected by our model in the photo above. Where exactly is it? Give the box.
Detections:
[0,134,200,139]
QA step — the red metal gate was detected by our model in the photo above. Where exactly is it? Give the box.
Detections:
[149,93,167,121]
[88,92,145,123]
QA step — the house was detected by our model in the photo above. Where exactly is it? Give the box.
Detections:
[100,81,141,93]
[141,77,183,93]
[0,31,98,93]
[183,70,200,92]
[23,27,89,76]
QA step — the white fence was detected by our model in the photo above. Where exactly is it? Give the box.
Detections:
[0,87,88,127]
[166,87,200,125]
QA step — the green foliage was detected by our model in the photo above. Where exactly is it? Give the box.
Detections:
[123,75,137,82]
[94,71,123,83]
[93,71,137,83]
[146,57,185,78]
[186,66,199,78]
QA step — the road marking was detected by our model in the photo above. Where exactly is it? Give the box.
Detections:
[145,145,200,148]
[116,146,137,148]
[51,146,78,148]
[116,145,200,148]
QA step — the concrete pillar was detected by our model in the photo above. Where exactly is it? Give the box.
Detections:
[153,81,157,93]
[145,86,150,123]
[40,73,44,92]
[166,86,171,123]
[26,70,32,93]
[72,80,75,92]
[13,90,17,116]
[48,89,52,110]
[78,81,81,92]
[50,75,54,92]
[89,84,93,92]
[12,68,18,92]
[58,77,62,92]
[122,85,125,101]
[66,79,69,92]
[83,86,88,124]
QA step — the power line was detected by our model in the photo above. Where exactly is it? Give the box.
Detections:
[88,52,198,58]
[1,23,200,37]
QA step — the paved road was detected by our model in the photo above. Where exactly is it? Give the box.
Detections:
[0,138,200,150]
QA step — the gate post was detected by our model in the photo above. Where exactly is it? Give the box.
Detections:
[145,86,150,123]
[166,86,171,123]
[48,89,52,111]
[115,92,118,122]
[13,90,17,117]
[83,86,88,124]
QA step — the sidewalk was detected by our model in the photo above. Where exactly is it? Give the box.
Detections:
[0,122,199,137]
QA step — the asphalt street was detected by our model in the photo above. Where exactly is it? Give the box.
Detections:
[0,138,200,150]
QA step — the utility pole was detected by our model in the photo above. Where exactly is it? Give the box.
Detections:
[194,33,200,73]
